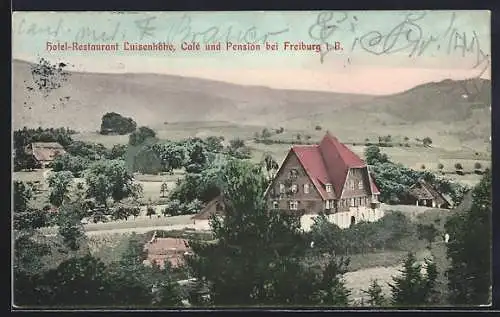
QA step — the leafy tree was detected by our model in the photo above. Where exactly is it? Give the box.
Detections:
[65,141,109,160]
[421,164,426,170]
[261,128,272,138]
[51,154,90,177]
[186,160,351,306]
[454,163,463,170]
[153,142,186,172]
[109,144,127,160]
[100,112,137,135]
[261,152,279,180]
[364,145,389,165]
[85,160,143,208]
[437,163,444,170]
[389,253,438,306]
[445,170,491,305]
[55,202,86,251]
[13,182,50,231]
[404,136,409,142]
[146,206,156,218]
[133,145,163,174]
[112,200,140,220]
[163,199,182,216]
[47,171,74,207]
[160,182,169,197]
[362,279,387,307]
[129,126,157,146]
[229,138,245,150]
[474,162,482,170]
[185,142,207,173]
[296,133,302,141]
[422,137,433,147]
[14,181,33,213]
[204,136,224,153]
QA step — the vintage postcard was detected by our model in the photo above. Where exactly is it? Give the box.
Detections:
[12,11,492,309]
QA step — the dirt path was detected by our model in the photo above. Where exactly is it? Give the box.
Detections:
[40,215,208,236]
[84,222,211,236]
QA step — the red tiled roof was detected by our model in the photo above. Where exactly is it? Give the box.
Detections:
[292,145,334,199]
[289,132,379,199]
[144,238,191,269]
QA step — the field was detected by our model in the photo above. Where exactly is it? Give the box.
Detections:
[134,170,185,204]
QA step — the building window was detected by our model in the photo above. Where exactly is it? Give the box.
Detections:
[349,180,355,190]
[350,198,355,207]
[325,200,330,209]
[289,201,298,210]
[279,183,285,193]
[303,184,309,194]
[359,181,364,190]
[330,200,335,210]
[273,201,279,209]
[291,184,298,193]
[325,183,332,193]
[289,169,299,179]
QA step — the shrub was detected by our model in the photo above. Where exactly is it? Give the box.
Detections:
[163,199,181,216]
[454,163,463,170]
[474,162,482,170]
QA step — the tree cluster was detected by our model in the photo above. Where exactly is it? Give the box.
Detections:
[13,127,75,171]
[309,211,416,256]
[100,112,137,135]
[365,145,470,205]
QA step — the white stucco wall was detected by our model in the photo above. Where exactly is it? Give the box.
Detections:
[300,207,385,231]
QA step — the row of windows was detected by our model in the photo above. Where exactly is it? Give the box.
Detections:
[272,200,298,210]
[279,183,310,194]
[272,196,375,211]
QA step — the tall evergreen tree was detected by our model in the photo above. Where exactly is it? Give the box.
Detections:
[445,170,491,305]
[362,279,387,307]
[186,160,350,307]
[389,252,437,306]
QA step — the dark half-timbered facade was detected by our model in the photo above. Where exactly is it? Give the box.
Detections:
[265,132,381,225]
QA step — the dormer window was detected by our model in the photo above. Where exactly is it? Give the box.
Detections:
[325,184,332,193]
[358,181,364,190]
[279,183,285,193]
[349,180,355,190]
[303,184,310,194]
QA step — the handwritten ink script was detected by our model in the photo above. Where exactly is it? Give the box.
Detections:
[13,14,290,46]
[308,11,490,69]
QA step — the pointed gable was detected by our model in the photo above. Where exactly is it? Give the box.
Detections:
[318,132,366,197]
[269,132,381,200]
[291,145,331,199]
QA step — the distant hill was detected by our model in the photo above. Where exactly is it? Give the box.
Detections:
[12,59,491,145]
[12,59,374,131]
